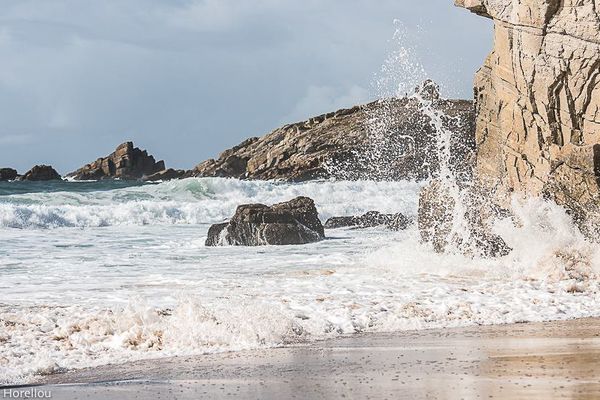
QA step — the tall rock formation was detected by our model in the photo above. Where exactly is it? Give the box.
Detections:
[68,142,166,180]
[455,0,600,235]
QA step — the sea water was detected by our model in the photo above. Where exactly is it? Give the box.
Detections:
[1,178,599,384]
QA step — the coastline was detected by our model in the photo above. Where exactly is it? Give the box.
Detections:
[20,317,600,399]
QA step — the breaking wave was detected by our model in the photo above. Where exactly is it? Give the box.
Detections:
[0,178,422,229]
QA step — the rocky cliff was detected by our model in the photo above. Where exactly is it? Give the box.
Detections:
[456,0,600,234]
[68,142,167,180]
[187,88,475,182]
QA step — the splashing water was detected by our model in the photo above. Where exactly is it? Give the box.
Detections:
[328,23,477,253]
[2,21,600,387]
[325,23,429,180]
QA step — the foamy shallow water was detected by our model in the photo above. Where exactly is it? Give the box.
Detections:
[1,178,599,384]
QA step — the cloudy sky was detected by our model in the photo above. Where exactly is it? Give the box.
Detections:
[0,0,492,174]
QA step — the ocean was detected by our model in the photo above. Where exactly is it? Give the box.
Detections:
[1,177,599,384]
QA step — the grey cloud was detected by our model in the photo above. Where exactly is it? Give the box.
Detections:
[0,0,492,174]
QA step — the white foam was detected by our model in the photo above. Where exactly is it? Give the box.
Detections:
[2,194,600,385]
[0,178,421,229]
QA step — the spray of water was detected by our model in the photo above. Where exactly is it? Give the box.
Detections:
[324,22,429,180]
[357,21,600,270]
[327,22,477,253]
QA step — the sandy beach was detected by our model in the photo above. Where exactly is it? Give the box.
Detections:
[7,317,596,400]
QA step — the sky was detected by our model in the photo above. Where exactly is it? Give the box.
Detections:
[0,0,492,174]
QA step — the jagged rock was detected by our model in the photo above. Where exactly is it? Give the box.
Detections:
[144,168,186,182]
[19,165,61,181]
[188,92,475,182]
[68,142,166,180]
[324,211,411,231]
[0,168,18,181]
[455,0,600,237]
[205,196,325,246]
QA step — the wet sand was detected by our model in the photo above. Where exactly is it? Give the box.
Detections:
[12,318,600,399]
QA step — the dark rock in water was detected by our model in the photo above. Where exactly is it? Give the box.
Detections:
[187,88,475,182]
[387,213,412,231]
[324,211,410,231]
[19,165,61,181]
[206,196,325,246]
[0,168,18,181]
[418,180,453,253]
[144,168,186,182]
[418,179,510,258]
[205,222,229,246]
[68,142,166,180]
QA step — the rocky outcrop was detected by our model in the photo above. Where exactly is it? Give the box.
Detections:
[68,142,166,181]
[188,88,475,181]
[144,168,186,182]
[205,196,325,246]
[0,168,18,181]
[455,0,600,236]
[19,165,61,181]
[324,211,410,231]
[418,179,510,257]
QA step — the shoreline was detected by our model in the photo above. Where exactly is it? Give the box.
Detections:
[18,317,600,399]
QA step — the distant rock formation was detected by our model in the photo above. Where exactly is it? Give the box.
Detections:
[0,168,18,181]
[206,196,325,246]
[19,165,61,181]
[454,0,600,236]
[324,211,410,231]
[68,142,166,181]
[144,168,186,182]
[188,92,475,182]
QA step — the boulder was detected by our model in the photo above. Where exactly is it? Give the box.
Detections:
[0,168,18,181]
[455,0,600,237]
[324,211,411,231]
[418,179,510,257]
[144,168,186,182]
[206,196,325,246]
[68,142,166,180]
[19,165,61,181]
[387,213,413,231]
[188,90,475,182]
[418,180,457,253]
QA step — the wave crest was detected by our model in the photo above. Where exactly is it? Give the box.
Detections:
[0,178,421,229]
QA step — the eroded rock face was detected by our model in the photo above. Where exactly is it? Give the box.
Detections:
[68,142,166,180]
[205,197,325,246]
[188,94,475,182]
[324,211,411,231]
[0,168,18,181]
[19,165,61,181]
[456,0,600,235]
